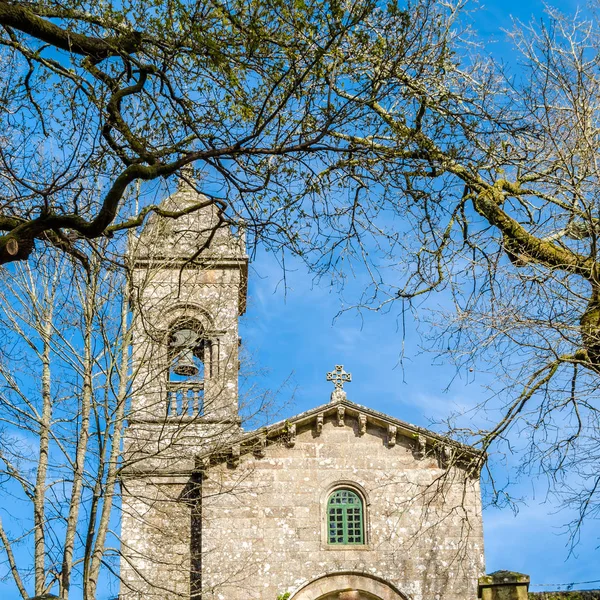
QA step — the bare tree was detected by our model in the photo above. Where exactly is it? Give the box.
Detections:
[0,233,279,599]
[296,4,600,542]
[0,247,131,598]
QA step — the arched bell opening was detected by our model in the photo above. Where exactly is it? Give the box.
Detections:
[166,318,212,417]
[169,329,207,381]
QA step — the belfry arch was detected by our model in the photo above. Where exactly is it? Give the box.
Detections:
[290,572,409,600]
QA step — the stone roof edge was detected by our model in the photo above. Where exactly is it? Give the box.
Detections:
[195,397,484,471]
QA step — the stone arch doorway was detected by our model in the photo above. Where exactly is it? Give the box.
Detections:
[290,572,409,600]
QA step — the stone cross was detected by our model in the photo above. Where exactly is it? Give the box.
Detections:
[326,365,352,390]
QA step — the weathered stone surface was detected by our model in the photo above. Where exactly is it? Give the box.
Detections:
[479,571,530,600]
[120,185,486,600]
[201,416,484,600]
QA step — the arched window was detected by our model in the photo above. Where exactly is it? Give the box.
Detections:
[327,488,364,545]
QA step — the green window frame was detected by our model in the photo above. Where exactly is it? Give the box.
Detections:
[327,488,364,545]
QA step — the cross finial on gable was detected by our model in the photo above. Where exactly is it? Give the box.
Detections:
[327,365,352,389]
[326,365,351,402]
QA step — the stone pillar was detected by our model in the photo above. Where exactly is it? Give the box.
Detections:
[478,571,530,600]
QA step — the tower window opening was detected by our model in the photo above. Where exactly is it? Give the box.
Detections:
[166,323,209,417]
[169,327,207,382]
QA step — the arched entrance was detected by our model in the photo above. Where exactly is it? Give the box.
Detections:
[290,572,409,600]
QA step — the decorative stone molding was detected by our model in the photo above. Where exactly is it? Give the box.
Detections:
[439,444,453,468]
[415,434,426,459]
[316,413,324,435]
[285,423,297,448]
[186,397,482,474]
[290,572,408,600]
[228,444,241,468]
[358,413,367,435]
[387,425,397,447]
[255,433,267,458]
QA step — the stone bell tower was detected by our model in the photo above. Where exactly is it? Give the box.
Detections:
[120,182,248,599]
[125,180,248,467]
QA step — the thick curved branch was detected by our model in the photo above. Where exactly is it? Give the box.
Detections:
[0,163,172,263]
[473,181,594,279]
[0,1,142,60]
[106,198,216,233]
[339,96,595,280]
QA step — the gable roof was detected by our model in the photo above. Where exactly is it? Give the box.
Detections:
[197,394,484,475]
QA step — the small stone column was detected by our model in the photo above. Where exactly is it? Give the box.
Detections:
[478,571,530,600]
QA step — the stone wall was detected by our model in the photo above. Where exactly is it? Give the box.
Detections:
[120,476,192,599]
[201,412,485,600]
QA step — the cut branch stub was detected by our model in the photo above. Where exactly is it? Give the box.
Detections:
[0,234,34,263]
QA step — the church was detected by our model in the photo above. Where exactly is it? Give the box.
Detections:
[119,182,485,600]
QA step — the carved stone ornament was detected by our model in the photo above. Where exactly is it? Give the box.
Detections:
[443,445,453,466]
[327,364,352,403]
[437,444,454,469]
[337,405,345,427]
[326,364,352,389]
[416,434,426,459]
[316,413,324,435]
[358,413,367,435]
[255,433,267,458]
[285,423,297,448]
[330,387,347,402]
[229,444,241,468]
[387,425,397,447]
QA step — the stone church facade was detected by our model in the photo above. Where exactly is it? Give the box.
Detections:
[120,184,485,600]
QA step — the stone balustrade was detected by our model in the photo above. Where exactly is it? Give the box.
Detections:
[166,381,204,417]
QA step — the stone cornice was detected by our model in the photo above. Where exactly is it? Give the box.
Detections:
[195,397,484,474]
[133,255,249,314]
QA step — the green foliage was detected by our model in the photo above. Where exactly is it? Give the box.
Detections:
[0,0,459,266]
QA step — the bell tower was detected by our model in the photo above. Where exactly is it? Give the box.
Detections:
[126,181,248,464]
[120,181,248,599]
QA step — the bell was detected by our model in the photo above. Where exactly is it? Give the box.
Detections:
[173,348,199,377]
